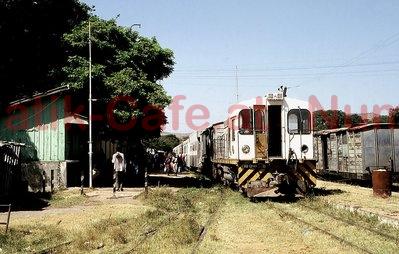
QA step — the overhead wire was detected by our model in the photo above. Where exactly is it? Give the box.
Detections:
[299,31,399,84]
[169,68,399,79]
[173,60,399,73]
[169,32,399,87]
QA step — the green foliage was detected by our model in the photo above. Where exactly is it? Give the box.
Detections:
[62,17,174,137]
[0,0,89,107]
[144,134,181,152]
[347,113,364,126]
[389,107,399,124]
[313,110,346,131]
[312,110,389,131]
[62,17,173,100]
[371,114,390,124]
[1,2,174,140]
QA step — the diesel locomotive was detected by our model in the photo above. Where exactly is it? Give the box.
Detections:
[173,87,317,197]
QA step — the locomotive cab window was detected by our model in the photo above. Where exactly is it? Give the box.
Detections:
[287,109,311,134]
[239,109,253,134]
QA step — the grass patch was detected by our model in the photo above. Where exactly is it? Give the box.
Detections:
[0,186,225,253]
[48,188,92,208]
[316,180,399,214]
[200,189,399,254]
[131,187,224,253]
[0,224,68,253]
[144,188,196,213]
[65,187,223,253]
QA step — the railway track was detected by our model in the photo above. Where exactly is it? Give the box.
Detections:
[269,203,373,253]
[120,187,226,254]
[298,201,399,242]
[191,187,226,254]
[267,200,399,254]
[120,213,180,254]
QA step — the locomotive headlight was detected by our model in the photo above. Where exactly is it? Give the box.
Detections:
[242,145,250,154]
[301,145,309,154]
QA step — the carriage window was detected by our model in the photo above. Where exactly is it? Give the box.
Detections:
[239,109,253,134]
[288,109,311,134]
[231,118,236,141]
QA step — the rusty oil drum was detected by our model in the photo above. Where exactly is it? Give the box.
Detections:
[372,169,392,198]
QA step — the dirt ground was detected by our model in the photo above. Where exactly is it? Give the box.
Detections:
[3,188,146,232]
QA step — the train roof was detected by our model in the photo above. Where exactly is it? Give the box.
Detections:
[228,95,309,118]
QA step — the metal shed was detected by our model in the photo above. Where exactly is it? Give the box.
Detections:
[314,123,399,181]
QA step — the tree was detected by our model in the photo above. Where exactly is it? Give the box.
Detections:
[61,16,174,140]
[313,110,346,131]
[0,2,175,150]
[313,110,378,131]
[346,113,365,126]
[144,134,181,152]
[0,0,89,108]
[371,115,389,124]
[389,107,399,124]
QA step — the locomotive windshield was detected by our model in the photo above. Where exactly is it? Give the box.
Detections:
[238,108,265,134]
[287,109,311,134]
[239,109,253,134]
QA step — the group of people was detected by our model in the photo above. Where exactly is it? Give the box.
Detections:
[104,147,187,194]
[164,153,186,176]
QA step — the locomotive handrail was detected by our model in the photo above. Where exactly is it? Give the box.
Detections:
[298,106,304,160]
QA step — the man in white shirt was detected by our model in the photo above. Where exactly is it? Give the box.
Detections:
[112,148,126,193]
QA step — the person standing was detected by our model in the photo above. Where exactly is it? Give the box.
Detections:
[132,154,139,176]
[171,154,178,175]
[177,154,184,174]
[165,153,173,175]
[112,147,126,193]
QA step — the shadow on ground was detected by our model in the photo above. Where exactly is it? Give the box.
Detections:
[312,187,346,196]
[148,171,214,188]
[250,187,347,204]
[0,192,50,212]
[318,174,399,192]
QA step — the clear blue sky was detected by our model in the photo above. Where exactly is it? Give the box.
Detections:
[82,0,399,132]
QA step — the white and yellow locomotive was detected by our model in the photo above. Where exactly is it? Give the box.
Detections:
[175,87,317,197]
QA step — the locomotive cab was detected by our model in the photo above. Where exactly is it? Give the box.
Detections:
[233,92,314,163]
[228,89,316,196]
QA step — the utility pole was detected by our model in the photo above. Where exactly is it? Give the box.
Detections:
[235,65,239,103]
[88,20,93,188]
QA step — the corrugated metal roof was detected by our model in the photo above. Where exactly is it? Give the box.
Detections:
[314,123,399,136]
[0,141,25,146]
[349,123,399,131]
[9,85,70,106]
